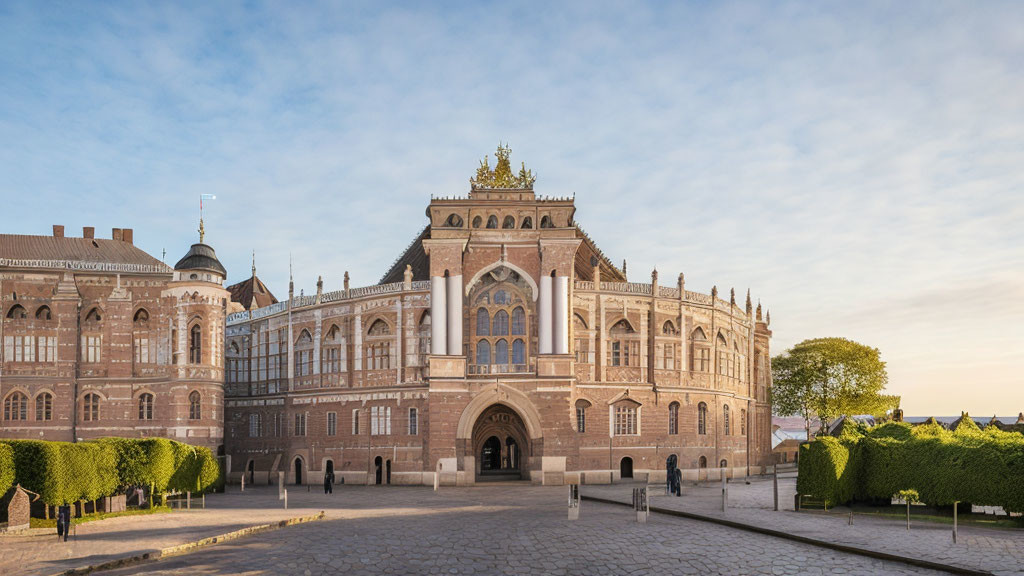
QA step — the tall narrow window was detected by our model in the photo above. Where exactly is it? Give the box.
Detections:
[575,400,590,433]
[3,392,27,421]
[476,308,490,335]
[476,340,491,365]
[493,310,509,335]
[723,404,730,435]
[512,339,525,365]
[409,407,418,435]
[189,391,202,420]
[189,324,202,364]
[327,412,337,436]
[371,406,391,435]
[352,409,360,435]
[698,402,708,435]
[668,402,679,435]
[83,393,100,422]
[35,392,52,421]
[740,408,747,435]
[138,393,154,420]
[294,413,307,436]
[511,307,526,335]
[249,413,261,437]
[494,339,509,365]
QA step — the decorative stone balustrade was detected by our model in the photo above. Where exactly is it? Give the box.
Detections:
[229,280,432,325]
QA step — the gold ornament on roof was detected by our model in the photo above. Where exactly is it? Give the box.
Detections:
[471,143,536,189]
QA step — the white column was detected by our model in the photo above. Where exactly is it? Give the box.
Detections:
[395,298,402,385]
[430,276,447,355]
[353,313,362,371]
[446,274,463,356]
[539,275,553,354]
[553,276,569,354]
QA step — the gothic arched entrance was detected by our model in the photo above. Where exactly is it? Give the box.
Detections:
[472,404,529,481]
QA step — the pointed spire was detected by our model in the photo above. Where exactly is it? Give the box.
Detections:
[730,288,735,306]
[251,251,256,278]
[198,217,205,244]
[745,289,752,314]
[651,267,658,286]
[288,254,294,299]
[766,309,771,326]
[756,300,763,322]
[711,285,718,301]
[622,259,627,279]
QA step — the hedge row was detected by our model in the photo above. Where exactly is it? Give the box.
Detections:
[0,442,13,497]
[796,420,1024,513]
[0,438,220,505]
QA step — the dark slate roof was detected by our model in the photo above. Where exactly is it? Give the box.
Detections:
[0,233,170,272]
[378,226,430,285]
[174,243,227,276]
[574,225,626,282]
[227,275,279,310]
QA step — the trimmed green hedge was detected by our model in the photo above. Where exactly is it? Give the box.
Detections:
[0,442,14,496]
[797,420,1024,513]
[1,438,220,505]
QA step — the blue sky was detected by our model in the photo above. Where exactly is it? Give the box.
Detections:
[1,1,1021,415]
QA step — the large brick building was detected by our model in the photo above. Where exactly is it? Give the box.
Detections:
[0,224,228,450]
[224,147,774,487]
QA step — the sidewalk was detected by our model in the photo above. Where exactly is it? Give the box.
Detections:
[581,476,1024,576]
[0,487,325,576]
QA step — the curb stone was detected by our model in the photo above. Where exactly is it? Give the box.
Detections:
[581,495,992,576]
[53,511,326,576]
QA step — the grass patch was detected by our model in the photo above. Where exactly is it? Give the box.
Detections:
[29,505,171,528]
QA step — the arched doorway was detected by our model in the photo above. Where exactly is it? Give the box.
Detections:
[326,459,334,478]
[374,456,383,485]
[385,459,392,485]
[293,457,304,485]
[471,404,529,481]
[620,457,633,479]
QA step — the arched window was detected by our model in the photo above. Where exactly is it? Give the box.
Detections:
[512,339,525,365]
[494,339,509,365]
[444,213,463,227]
[322,324,344,377]
[83,393,100,422]
[720,459,728,469]
[493,310,509,335]
[723,404,731,435]
[35,392,52,421]
[189,391,201,420]
[6,304,27,319]
[84,307,101,322]
[613,401,638,435]
[368,320,391,336]
[3,392,27,420]
[698,402,708,435]
[608,319,637,368]
[472,216,482,228]
[476,308,490,336]
[520,216,533,229]
[415,314,430,373]
[691,327,710,372]
[699,456,707,468]
[133,308,149,323]
[662,320,677,335]
[668,402,679,435]
[486,215,498,229]
[133,308,152,366]
[740,408,747,435]
[189,324,202,364]
[540,215,553,228]
[575,399,591,433]
[35,305,52,320]
[511,307,526,335]
[365,320,391,370]
[502,215,515,229]
[138,393,154,420]
[476,340,491,365]
[294,329,313,377]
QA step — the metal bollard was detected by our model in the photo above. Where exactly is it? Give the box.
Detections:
[187,491,191,510]
[953,501,958,543]
[567,484,580,520]
[721,468,727,512]
[434,461,441,492]
[241,474,245,492]
[284,489,288,510]
[848,511,854,525]
[773,469,779,511]
[633,487,649,523]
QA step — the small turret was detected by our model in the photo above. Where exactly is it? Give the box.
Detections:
[746,289,752,315]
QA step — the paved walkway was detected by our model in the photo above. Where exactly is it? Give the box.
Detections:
[88,485,948,576]
[581,475,1024,576]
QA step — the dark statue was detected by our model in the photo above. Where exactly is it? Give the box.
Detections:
[666,455,682,497]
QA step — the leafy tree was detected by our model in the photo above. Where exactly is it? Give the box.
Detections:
[772,337,898,437]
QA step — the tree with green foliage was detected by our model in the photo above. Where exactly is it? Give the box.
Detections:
[772,337,899,437]
[0,442,14,496]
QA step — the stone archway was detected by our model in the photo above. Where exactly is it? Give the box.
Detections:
[471,404,530,481]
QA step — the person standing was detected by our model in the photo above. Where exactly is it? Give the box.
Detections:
[57,504,72,542]
[324,469,335,494]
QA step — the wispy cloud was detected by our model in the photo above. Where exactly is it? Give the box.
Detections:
[1,1,1021,415]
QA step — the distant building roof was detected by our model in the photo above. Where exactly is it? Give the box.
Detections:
[0,232,170,273]
[227,274,279,310]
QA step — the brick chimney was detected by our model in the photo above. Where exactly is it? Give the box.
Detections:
[112,228,123,241]
[83,227,95,239]
[122,228,133,244]
[52,225,64,238]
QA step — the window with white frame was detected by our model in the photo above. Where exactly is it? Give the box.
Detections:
[249,413,261,437]
[82,335,102,363]
[4,335,36,362]
[371,406,391,435]
[294,412,307,436]
[613,403,638,435]
[408,407,418,435]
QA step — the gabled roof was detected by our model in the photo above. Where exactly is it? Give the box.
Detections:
[378,226,430,285]
[227,275,279,310]
[0,233,170,272]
